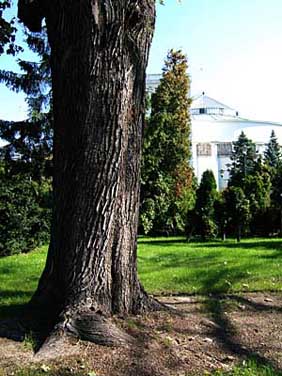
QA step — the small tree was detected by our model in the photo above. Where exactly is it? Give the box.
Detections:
[228,133,271,236]
[264,130,281,170]
[193,170,218,240]
[269,163,282,235]
[140,49,194,234]
[229,131,257,186]
[223,186,251,242]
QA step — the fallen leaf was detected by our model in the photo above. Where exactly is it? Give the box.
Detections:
[41,364,51,373]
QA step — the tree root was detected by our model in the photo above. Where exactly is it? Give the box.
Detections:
[34,311,134,359]
[23,292,167,357]
[66,312,134,346]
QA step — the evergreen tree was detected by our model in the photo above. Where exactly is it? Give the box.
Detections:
[264,130,281,169]
[223,186,251,242]
[193,170,218,240]
[228,133,271,236]
[0,28,52,255]
[140,49,194,234]
[269,164,282,235]
[0,0,22,55]
[262,131,282,235]
[229,131,257,186]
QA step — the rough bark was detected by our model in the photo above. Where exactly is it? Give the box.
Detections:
[18,0,159,348]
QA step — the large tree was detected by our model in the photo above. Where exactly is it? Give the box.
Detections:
[18,0,158,350]
[140,49,194,235]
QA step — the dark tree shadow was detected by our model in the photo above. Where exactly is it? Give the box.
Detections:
[203,294,282,372]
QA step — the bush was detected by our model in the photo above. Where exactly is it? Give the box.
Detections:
[0,172,51,256]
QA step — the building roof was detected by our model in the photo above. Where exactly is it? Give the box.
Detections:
[191,93,234,111]
[191,93,238,117]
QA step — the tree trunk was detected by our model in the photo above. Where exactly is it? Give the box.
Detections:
[18,0,158,348]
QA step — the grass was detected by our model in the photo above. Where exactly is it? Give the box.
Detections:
[0,245,47,318]
[208,359,282,375]
[138,237,282,295]
[1,238,282,318]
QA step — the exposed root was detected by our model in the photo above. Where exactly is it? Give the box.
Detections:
[34,329,79,361]
[133,285,167,314]
[66,312,134,346]
[34,311,134,358]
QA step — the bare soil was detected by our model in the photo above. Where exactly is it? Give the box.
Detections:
[0,293,282,376]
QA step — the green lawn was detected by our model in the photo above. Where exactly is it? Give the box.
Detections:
[138,237,282,295]
[1,237,282,317]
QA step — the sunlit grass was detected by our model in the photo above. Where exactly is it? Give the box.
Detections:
[208,359,282,375]
[138,237,282,295]
[1,238,282,318]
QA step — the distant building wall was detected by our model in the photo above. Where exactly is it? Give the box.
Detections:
[146,75,282,189]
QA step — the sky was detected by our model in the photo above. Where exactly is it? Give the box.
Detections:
[1,0,282,123]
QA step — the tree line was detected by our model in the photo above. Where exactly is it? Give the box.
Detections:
[187,130,282,242]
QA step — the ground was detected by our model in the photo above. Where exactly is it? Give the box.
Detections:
[0,292,281,376]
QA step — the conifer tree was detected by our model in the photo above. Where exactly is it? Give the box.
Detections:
[193,170,218,240]
[229,131,257,186]
[0,28,52,255]
[228,132,271,236]
[223,186,251,242]
[140,49,194,234]
[264,130,281,169]
[0,26,52,181]
[0,0,22,55]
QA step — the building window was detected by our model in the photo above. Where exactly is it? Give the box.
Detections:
[197,143,212,156]
[199,108,206,114]
[217,142,232,156]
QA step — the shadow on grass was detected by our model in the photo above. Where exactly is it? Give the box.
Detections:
[193,256,282,372]
[203,294,282,373]
[139,236,282,251]
[0,293,32,345]
[0,289,36,345]
[0,290,33,318]
[192,240,282,251]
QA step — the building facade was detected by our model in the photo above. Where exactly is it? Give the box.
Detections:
[146,74,282,189]
[191,93,282,189]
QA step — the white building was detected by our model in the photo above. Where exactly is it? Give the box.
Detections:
[191,93,282,189]
[146,75,282,189]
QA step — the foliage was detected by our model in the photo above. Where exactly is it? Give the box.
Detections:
[0,28,52,256]
[229,132,257,186]
[0,165,51,257]
[227,132,272,238]
[0,27,52,117]
[140,49,194,235]
[0,0,23,55]
[223,186,251,242]
[189,170,218,240]
[264,130,281,170]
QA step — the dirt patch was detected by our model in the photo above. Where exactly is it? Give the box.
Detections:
[0,293,282,375]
